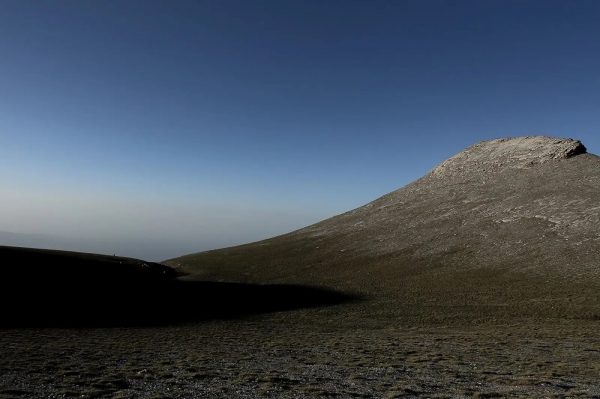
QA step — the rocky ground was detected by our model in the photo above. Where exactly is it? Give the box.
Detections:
[2,304,600,398]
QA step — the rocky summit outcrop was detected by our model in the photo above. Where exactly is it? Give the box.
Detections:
[431,136,587,178]
[430,136,586,178]
[170,136,600,322]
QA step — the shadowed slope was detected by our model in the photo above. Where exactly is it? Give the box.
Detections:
[0,246,356,327]
[169,136,600,323]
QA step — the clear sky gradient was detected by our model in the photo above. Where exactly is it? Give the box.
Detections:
[1,0,599,260]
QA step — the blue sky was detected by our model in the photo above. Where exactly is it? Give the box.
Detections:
[1,0,599,260]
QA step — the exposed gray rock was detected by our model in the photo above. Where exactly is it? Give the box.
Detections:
[430,136,586,178]
[300,136,598,278]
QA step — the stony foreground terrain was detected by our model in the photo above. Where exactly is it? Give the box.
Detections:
[2,309,600,398]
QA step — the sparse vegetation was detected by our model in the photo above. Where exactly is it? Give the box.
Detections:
[2,314,600,397]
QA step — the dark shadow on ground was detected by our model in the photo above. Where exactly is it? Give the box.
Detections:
[0,246,359,327]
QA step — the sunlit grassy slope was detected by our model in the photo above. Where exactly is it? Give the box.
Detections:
[168,137,600,324]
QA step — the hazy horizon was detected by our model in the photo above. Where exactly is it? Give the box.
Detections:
[2,0,600,260]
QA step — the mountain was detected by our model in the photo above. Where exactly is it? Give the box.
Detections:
[168,136,600,323]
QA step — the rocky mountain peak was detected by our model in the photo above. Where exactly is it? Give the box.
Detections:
[430,136,586,178]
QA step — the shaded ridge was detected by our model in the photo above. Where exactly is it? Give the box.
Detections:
[0,246,357,327]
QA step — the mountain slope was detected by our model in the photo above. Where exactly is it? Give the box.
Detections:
[168,136,600,322]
